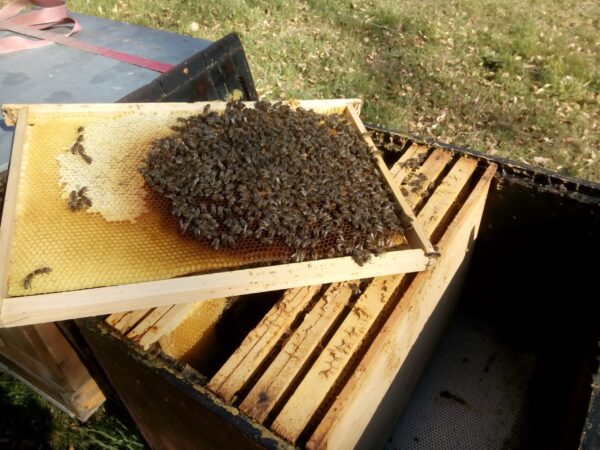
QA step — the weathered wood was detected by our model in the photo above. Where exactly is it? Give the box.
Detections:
[239,281,355,422]
[0,329,49,379]
[307,164,497,449]
[24,326,73,388]
[216,140,437,423]
[105,311,130,328]
[208,285,321,401]
[220,144,444,435]
[249,148,448,440]
[268,160,489,442]
[389,144,430,185]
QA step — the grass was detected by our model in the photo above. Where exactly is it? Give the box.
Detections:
[0,371,146,449]
[1,0,599,448]
[67,0,600,181]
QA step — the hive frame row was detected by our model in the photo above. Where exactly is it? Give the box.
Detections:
[106,142,497,448]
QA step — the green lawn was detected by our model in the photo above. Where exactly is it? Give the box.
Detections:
[71,0,600,181]
[1,0,599,448]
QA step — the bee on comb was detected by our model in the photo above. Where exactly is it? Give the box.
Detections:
[23,266,52,289]
[67,187,92,212]
[70,126,92,163]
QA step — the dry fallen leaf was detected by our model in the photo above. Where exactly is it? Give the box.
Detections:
[533,156,552,165]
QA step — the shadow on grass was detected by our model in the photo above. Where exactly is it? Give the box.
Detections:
[0,372,54,450]
[0,371,147,450]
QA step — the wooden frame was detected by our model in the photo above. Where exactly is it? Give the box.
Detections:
[106,302,200,350]
[308,164,496,449]
[1,166,104,421]
[0,322,106,421]
[0,100,433,327]
[105,140,497,447]
[201,148,496,447]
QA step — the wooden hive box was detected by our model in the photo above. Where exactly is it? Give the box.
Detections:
[0,165,105,421]
[101,140,497,448]
[0,100,433,327]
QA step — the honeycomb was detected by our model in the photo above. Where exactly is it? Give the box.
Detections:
[158,297,235,370]
[7,104,407,297]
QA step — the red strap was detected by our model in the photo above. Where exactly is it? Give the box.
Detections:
[0,0,174,73]
[0,0,80,53]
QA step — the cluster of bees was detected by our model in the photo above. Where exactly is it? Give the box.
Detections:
[141,101,405,265]
[369,129,409,153]
[369,131,434,196]
[71,126,92,164]
[23,266,52,289]
[68,186,92,212]
[65,127,94,211]
[402,171,429,196]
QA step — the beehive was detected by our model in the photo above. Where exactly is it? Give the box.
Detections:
[0,100,432,327]
[105,141,497,448]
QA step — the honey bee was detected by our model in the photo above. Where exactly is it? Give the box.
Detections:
[343,326,358,338]
[68,190,80,211]
[67,186,92,211]
[23,273,34,289]
[70,143,83,155]
[23,266,52,289]
[327,348,343,362]
[80,195,92,208]
[78,147,93,164]
[353,305,370,319]
[319,367,332,378]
